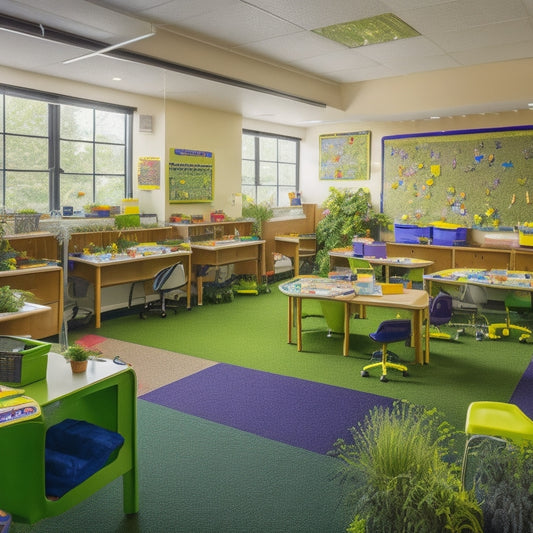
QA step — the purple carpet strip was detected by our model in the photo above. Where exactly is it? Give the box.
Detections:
[140,363,394,454]
[510,356,533,418]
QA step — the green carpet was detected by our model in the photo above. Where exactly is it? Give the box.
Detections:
[71,283,533,432]
[11,401,350,533]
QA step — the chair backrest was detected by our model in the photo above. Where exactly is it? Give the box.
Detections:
[369,319,411,344]
[153,262,186,292]
[460,284,488,305]
[430,291,453,326]
[347,257,372,273]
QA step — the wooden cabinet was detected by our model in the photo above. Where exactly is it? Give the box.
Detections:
[0,266,63,338]
[170,220,252,241]
[386,242,533,271]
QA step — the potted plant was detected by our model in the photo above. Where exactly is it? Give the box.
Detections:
[315,187,392,276]
[330,400,483,532]
[0,285,34,312]
[62,343,99,373]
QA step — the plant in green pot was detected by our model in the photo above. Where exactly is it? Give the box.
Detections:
[62,343,99,374]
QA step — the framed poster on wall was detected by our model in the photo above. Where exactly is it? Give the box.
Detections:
[168,148,214,203]
[319,131,370,180]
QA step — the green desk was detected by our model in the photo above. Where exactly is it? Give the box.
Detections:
[0,352,138,524]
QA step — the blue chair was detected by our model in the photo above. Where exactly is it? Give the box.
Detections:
[362,319,410,382]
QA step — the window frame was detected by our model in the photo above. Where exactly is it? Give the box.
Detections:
[0,83,135,212]
[242,129,300,207]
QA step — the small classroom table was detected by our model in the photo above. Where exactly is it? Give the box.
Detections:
[329,250,434,283]
[190,240,266,305]
[0,352,137,524]
[69,250,192,328]
[275,234,316,276]
[279,277,430,364]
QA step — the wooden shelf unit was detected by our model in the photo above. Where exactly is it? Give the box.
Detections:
[170,220,253,242]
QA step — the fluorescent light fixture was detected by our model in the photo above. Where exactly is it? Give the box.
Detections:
[313,13,420,48]
[63,29,155,64]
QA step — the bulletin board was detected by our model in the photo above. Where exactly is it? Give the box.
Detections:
[319,131,370,180]
[382,126,533,227]
[168,148,214,203]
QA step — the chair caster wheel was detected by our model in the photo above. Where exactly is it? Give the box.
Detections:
[139,312,146,319]
[380,375,389,382]
[361,370,369,377]
[402,371,409,377]
[161,311,167,318]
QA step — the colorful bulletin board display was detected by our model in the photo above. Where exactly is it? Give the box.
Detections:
[319,131,370,180]
[382,126,533,228]
[168,148,214,203]
[137,156,161,190]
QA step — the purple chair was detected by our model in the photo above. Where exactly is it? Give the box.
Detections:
[429,291,453,339]
[362,319,411,382]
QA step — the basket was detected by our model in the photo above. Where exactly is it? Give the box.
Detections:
[0,336,51,387]
[14,213,41,234]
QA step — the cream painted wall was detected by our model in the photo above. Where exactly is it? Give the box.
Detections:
[300,109,533,211]
[164,99,243,221]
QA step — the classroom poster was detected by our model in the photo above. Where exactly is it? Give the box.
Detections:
[137,156,161,189]
[319,131,370,180]
[168,148,214,203]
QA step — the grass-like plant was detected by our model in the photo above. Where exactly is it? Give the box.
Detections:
[0,285,34,313]
[62,343,99,361]
[330,400,483,533]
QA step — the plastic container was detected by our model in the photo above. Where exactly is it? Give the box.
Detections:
[352,237,373,256]
[363,242,387,258]
[0,336,51,387]
[122,198,139,215]
[432,226,467,246]
[394,224,432,244]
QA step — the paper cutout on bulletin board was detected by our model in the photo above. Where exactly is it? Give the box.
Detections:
[319,131,370,180]
[168,148,214,203]
[137,157,161,190]
[382,126,533,227]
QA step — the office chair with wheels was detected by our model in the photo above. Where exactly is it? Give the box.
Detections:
[362,319,411,382]
[487,291,532,342]
[461,401,533,489]
[428,290,454,339]
[140,262,187,318]
[451,284,489,338]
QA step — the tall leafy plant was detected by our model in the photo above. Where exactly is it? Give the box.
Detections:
[330,400,483,533]
[315,187,391,276]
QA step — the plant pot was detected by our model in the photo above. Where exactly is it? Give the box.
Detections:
[70,360,88,373]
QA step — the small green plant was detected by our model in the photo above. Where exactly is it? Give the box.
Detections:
[330,400,483,533]
[241,197,274,238]
[62,343,99,361]
[315,187,391,276]
[0,286,34,312]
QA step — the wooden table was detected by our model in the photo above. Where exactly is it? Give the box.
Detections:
[275,235,316,276]
[69,250,192,328]
[329,251,434,283]
[279,277,429,364]
[0,352,137,524]
[0,302,50,337]
[190,240,266,305]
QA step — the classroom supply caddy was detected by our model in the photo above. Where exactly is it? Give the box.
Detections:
[0,336,51,387]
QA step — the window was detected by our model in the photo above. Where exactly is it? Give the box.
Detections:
[0,85,134,214]
[242,130,299,207]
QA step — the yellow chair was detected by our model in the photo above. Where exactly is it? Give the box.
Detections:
[461,401,533,487]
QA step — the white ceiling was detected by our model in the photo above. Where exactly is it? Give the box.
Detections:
[1,0,533,126]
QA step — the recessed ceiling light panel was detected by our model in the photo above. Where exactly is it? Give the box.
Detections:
[312,13,420,48]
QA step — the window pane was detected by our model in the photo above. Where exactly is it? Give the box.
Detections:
[259,162,276,185]
[5,136,48,170]
[60,174,94,209]
[95,110,125,143]
[5,96,48,136]
[278,186,295,207]
[259,137,277,161]
[241,185,256,202]
[95,175,124,205]
[242,134,255,159]
[95,144,125,174]
[257,186,275,205]
[241,160,255,184]
[60,105,93,141]
[279,139,296,163]
[279,163,296,186]
[5,171,49,212]
[60,140,93,174]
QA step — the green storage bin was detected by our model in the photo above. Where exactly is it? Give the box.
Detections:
[0,336,51,387]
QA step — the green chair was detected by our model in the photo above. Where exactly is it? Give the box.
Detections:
[461,401,533,488]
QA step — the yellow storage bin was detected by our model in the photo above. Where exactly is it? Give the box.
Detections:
[122,198,140,214]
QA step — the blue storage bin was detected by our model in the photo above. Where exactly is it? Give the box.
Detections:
[432,226,467,246]
[363,242,387,258]
[394,224,432,244]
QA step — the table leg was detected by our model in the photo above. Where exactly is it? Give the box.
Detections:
[412,309,424,365]
[296,297,302,351]
[287,296,293,344]
[343,301,350,356]
[94,268,102,328]
[424,308,430,364]
[197,275,203,306]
